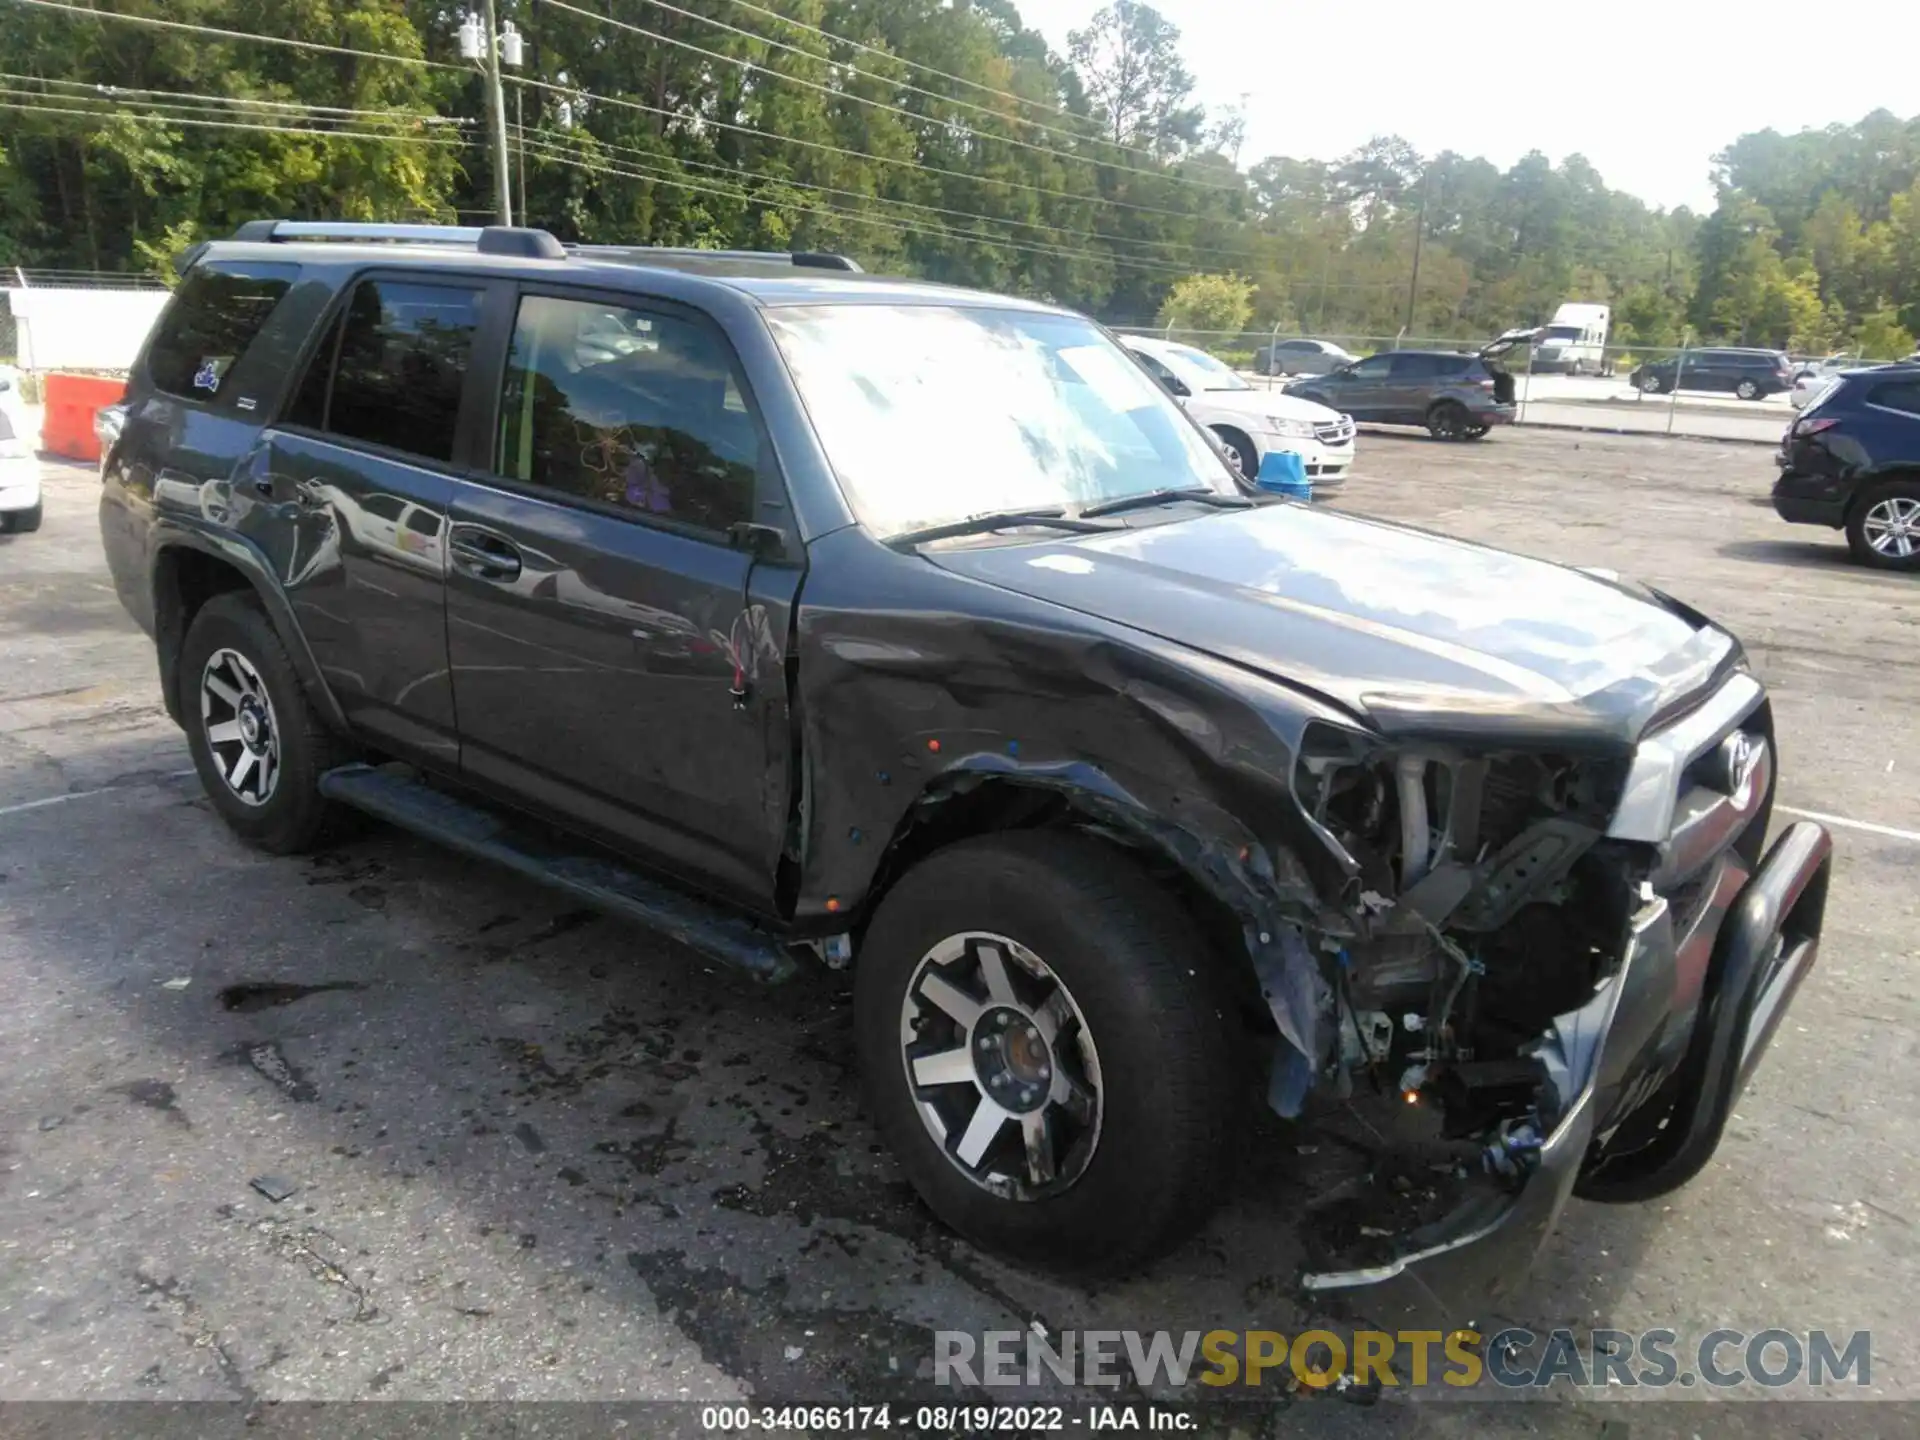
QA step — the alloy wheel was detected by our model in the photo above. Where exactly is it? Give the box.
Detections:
[898,931,1102,1200]
[200,647,281,806]
[1862,496,1920,559]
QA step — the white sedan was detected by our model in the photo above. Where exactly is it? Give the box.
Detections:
[0,367,41,534]
[1118,334,1356,487]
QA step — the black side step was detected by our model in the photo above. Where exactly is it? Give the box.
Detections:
[318,764,798,984]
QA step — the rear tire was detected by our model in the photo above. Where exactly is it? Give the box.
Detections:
[1427,400,1471,440]
[1845,480,1920,571]
[179,591,351,854]
[1735,379,1760,401]
[1,501,40,533]
[854,832,1239,1275]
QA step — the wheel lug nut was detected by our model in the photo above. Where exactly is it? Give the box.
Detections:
[978,1038,992,1050]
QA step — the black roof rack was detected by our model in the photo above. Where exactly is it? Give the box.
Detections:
[227,221,859,271]
[229,220,566,259]
[567,244,862,272]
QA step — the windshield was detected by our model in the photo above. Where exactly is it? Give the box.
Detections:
[1157,342,1252,392]
[767,305,1236,540]
[1541,325,1583,342]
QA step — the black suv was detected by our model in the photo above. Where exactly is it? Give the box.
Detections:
[1632,348,1794,400]
[101,221,1832,1308]
[1284,334,1527,440]
[1772,364,1920,570]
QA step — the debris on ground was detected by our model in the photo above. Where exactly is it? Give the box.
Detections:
[250,1174,297,1203]
[159,976,191,990]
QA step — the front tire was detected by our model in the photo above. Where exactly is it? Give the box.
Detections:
[1210,426,1258,479]
[179,591,350,853]
[1,501,40,533]
[1846,480,1920,571]
[1638,372,1666,395]
[855,833,1238,1275]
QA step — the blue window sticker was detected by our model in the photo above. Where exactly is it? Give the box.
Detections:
[192,359,222,393]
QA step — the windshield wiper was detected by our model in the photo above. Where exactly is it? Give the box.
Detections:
[887,506,1118,548]
[1078,487,1253,518]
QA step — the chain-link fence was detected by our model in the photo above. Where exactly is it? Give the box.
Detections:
[1109,325,1912,445]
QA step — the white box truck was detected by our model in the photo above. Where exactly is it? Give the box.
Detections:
[1531,302,1611,376]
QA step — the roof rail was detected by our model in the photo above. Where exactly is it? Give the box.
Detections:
[572,244,862,273]
[230,220,566,260]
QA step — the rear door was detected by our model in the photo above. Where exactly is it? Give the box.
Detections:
[256,273,503,767]
[443,285,800,911]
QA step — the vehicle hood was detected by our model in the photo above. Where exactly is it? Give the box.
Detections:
[1187,387,1343,426]
[928,503,1731,748]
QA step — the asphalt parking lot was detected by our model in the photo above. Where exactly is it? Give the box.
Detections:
[4,431,1919,1432]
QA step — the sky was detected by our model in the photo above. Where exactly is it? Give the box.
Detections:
[1011,0,1917,212]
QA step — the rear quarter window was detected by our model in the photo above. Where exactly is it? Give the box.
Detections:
[144,262,300,403]
[1869,380,1920,416]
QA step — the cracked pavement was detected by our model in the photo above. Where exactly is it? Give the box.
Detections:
[2,433,1917,1434]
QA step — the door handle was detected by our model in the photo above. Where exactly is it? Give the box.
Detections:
[449,528,523,581]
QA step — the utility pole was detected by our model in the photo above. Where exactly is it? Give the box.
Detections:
[1403,166,1428,337]
[461,6,523,226]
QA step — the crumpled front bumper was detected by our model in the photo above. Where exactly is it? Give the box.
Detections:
[1301,820,1832,1322]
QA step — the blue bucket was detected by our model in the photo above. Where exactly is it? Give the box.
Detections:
[1255,448,1312,501]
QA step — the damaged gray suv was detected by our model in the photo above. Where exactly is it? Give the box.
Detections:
[101,222,1833,1315]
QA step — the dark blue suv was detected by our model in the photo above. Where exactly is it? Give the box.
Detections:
[97,221,1833,1306]
[1772,364,1920,570]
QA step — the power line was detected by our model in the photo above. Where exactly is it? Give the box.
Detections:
[517,132,1192,275]
[508,119,1256,266]
[710,0,1107,137]
[0,98,471,146]
[0,72,473,127]
[510,75,1229,227]
[519,134,1188,273]
[548,0,1244,200]
[1,0,462,71]
[627,0,1217,179]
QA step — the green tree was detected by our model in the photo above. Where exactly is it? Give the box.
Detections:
[1065,1,1199,155]
[1157,272,1252,335]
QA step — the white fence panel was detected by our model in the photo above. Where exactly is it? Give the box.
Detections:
[5,286,170,372]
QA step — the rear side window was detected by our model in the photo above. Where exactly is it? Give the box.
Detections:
[286,279,483,465]
[1870,380,1920,416]
[145,262,298,401]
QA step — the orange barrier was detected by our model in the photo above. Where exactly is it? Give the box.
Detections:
[40,373,127,463]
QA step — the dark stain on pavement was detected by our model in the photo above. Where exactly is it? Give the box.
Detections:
[114,1078,190,1128]
[218,980,366,1013]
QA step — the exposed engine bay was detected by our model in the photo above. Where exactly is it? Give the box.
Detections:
[1280,729,1650,1272]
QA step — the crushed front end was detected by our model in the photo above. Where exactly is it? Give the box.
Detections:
[1272,670,1832,1316]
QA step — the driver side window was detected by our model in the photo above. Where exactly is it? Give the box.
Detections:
[496,294,761,536]
[1131,349,1186,395]
[1350,354,1394,378]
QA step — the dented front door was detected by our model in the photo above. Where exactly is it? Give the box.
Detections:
[443,286,796,912]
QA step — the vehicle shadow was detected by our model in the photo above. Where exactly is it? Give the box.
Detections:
[0,755,1667,1410]
[1716,537,1862,574]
